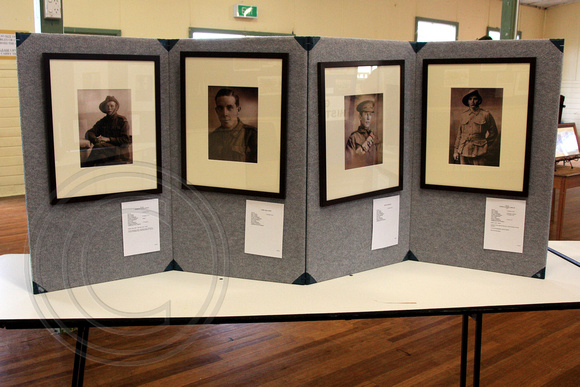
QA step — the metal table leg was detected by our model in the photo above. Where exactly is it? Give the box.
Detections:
[460,314,469,387]
[71,326,90,387]
[460,313,483,387]
[473,313,483,387]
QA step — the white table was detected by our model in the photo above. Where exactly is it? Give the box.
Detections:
[1,242,579,386]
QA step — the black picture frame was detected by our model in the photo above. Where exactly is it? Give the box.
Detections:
[421,58,536,196]
[318,60,404,207]
[43,53,162,204]
[181,52,288,198]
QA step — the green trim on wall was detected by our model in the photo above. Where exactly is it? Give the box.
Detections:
[64,27,121,36]
[500,0,519,39]
[415,17,459,42]
[189,27,293,38]
[40,0,63,34]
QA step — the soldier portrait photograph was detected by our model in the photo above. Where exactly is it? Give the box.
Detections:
[207,86,259,163]
[449,88,502,167]
[344,93,384,170]
[77,89,133,168]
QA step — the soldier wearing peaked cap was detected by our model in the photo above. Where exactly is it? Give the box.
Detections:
[357,100,375,113]
[346,99,382,169]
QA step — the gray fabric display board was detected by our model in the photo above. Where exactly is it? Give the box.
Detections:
[17,34,561,293]
[305,38,415,283]
[410,40,562,278]
[17,34,173,293]
[167,38,308,284]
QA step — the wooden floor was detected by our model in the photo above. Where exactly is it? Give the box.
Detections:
[1,195,579,386]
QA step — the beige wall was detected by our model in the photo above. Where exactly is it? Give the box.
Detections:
[519,3,545,39]
[60,0,545,41]
[0,1,35,197]
[0,0,575,197]
[0,58,25,197]
[2,1,36,32]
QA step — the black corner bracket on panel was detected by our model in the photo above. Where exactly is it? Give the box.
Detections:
[294,36,321,51]
[550,39,564,53]
[15,32,31,47]
[33,282,48,294]
[403,251,419,262]
[410,41,427,53]
[164,259,184,272]
[532,267,546,279]
[158,39,180,51]
[292,272,317,285]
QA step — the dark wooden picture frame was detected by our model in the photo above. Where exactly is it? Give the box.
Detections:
[43,53,162,204]
[421,58,536,196]
[318,60,404,207]
[181,52,288,198]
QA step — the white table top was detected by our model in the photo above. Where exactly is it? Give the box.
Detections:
[1,242,579,328]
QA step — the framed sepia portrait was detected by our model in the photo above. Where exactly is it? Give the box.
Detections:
[318,60,404,206]
[43,53,162,204]
[181,52,288,198]
[421,58,536,196]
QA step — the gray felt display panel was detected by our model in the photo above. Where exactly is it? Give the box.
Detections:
[167,38,308,284]
[17,34,173,293]
[17,34,561,293]
[409,40,562,277]
[305,38,415,283]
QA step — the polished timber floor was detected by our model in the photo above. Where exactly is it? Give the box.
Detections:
[0,195,579,386]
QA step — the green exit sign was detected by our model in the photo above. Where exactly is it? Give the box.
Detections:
[235,4,258,18]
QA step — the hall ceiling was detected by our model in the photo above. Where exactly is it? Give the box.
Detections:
[519,0,579,9]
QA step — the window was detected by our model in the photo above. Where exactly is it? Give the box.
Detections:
[189,28,293,39]
[487,27,521,40]
[415,17,458,42]
[487,28,501,40]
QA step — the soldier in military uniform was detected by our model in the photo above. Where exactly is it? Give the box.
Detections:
[83,95,132,167]
[209,88,258,163]
[453,89,499,166]
[346,100,381,169]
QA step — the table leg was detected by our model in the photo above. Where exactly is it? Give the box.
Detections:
[473,313,483,387]
[72,326,90,387]
[460,314,469,387]
[555,181,567,240]
[551,188,556,220]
